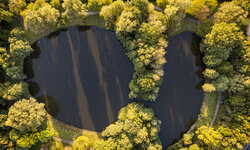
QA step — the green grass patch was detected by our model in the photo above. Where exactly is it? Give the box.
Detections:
[40,114,101,142]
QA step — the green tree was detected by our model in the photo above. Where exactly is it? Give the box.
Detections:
[197,19,213,37]
[94,102,162,150]
[5,98,46,131]
[0,82,29,101]
[164,0,191,33]
[9,40,33,59]
[62,0,87,25]
[212,75,229,92]
[228,73,246,94]
[216,61,233,75]
[127,0,150,22]
[116,7,142,37]
[73,136,91,150]
[100,0,125,29]
[25,5,60,34]
[201,22,244,67]
[6,66,26,80]
[214,2,247,27]
[9,128,52,149]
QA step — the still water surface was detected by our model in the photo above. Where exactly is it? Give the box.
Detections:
[24,26,203,148]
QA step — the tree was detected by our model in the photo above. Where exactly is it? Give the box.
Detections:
[214,2,247,27]
[116,7,142,37]
[202,83,216,92]
[6,66,26,80]
[0,82,29,101]
[87,0,112,12]
[9,40,33,59]
[25,5,60,34]
[216,61,233,75]
[196,126,222,149]
[100,0,125,29]
[186,0,217,19]
[50,0,62,11]
[183,133,193,145]
[164,0,191,33]
[94,102,162,150]
[9,128,52,149]
[156,0,168,9]
[197,19,213,37]
[127,0,150,22]
[228,73,246,94]
[0,8,13,23]
[8,0,26,14]
[201,22,244,67]
[203,68,219,79]
[62,0,87,25]
[212,75,229,92]
[73,136,91,150]
[5,98,46,131]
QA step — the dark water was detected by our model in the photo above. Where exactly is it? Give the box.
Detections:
[24,27,203,148]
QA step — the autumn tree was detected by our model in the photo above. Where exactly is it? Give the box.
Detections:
[5,98,46,131]
[94,102,162,150]
[214,2,247,27]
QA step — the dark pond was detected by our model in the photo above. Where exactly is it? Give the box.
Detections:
[24,26,203,148]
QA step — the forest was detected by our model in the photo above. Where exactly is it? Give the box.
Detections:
[0,0,249,149]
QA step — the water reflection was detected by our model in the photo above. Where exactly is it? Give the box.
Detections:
[24,27,203,148]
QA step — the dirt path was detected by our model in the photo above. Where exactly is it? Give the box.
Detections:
[52,136,73,145]
[209,92,222,127]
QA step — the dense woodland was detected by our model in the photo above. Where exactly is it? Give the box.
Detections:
[0,0,249,149]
